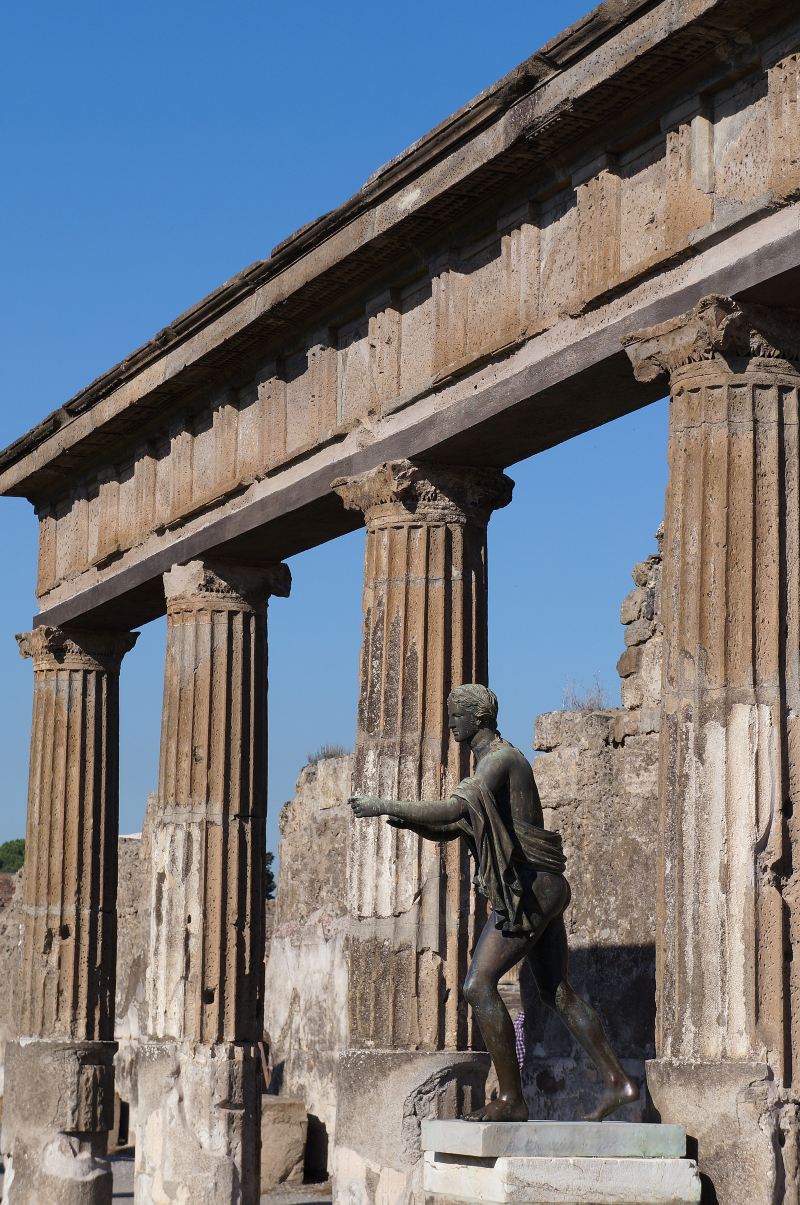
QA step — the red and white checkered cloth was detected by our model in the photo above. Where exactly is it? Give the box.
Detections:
[513,1010,525,1069]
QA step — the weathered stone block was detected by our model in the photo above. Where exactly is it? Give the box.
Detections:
[260,1097,307,1189]
[1,1040,116,1205]
[623,618,654,647]
[616,647,642,679]
[619,586,648,625]
[134,1042,261,1205]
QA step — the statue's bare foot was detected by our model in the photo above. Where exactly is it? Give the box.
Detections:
[583,1078,640,1122]
[466,1097,529,1123]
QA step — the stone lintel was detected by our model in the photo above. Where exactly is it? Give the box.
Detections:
[332,459,513,526]
[16,624,138,673]
[623,294,800,385]
[162,557,291,611]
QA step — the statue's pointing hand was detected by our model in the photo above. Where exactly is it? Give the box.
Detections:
[349,794,385,818]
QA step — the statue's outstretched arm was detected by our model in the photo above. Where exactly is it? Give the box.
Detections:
[387,816,462,841]
[350,793,466,826]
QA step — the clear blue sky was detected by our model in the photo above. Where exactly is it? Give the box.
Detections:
[0,1,668,853]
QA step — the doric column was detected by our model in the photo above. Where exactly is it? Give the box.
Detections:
[135,558,290,1205]
[331,460,512,1203]
[625,295,800,1204]
[3,625,137,1205]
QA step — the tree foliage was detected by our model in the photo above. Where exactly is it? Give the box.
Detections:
[265,850,276,900]
[0,839,25,873]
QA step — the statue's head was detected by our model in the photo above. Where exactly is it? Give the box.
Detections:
[447,684,499,743]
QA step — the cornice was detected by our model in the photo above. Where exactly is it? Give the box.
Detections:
[2,0,791,497]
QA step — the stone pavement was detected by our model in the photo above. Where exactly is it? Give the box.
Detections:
[104,1153,333,1204]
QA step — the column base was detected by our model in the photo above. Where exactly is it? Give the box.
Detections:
[646,1058,789,1205]
[1,1039,116,1205]
[133,1041,261,1205]
[332,1049,490,1205]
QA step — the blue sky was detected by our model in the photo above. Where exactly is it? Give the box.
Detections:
[0,1,668,852]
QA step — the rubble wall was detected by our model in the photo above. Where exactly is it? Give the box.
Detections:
[263,756,351,1178]
[521,540,662,1120]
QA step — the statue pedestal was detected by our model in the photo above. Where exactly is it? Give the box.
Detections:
[421,1120,701,1204]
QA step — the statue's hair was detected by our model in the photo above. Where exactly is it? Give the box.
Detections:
[448,683,499,729]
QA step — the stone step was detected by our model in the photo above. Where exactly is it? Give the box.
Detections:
[423,1152,702,1205]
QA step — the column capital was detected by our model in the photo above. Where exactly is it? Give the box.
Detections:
[624,294,800,385]
[162,558,291,613]
[332,459,513,526]
[16,625,138,673]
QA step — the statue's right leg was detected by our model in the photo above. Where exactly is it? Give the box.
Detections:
[462,915,536,1122]
[527,915,640,1120]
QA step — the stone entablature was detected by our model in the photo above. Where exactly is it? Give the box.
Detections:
[1,1,799,627]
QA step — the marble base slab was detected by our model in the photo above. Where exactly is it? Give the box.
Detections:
[421,1120,686,1160]
[423,1152,702,1205]
[421,1122,701,1205]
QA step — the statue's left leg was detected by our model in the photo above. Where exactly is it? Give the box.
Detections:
[527,913,640,1121]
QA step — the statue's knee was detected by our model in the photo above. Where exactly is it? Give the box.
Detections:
[554,981,572,1014]
[462,974,484,1010]
[538,988,557,1012]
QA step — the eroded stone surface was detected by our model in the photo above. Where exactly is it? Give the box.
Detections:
[134,1041,260,1205]
[263,757,350,1180]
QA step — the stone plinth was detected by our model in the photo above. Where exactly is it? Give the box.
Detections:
[422,1119,686,1159]
[422,1120,701,1205]
[260,1098,308,1190]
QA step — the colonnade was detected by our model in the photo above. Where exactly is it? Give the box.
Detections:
[3,294,800,1203]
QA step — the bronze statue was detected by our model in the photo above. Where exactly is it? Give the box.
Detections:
[350,684,639,1123]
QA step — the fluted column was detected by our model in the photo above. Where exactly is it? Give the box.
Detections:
[331,460,512,1203]
[625,295,800,1204]
[135,558,290,1205]
[3,625,137,1205]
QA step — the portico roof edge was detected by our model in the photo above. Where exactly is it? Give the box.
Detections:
[0,0,775,495]
[31,206,800,630]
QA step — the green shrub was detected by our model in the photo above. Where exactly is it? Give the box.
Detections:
[0,839,25,873]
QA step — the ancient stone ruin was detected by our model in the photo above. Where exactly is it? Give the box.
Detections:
[2,0,800,1200]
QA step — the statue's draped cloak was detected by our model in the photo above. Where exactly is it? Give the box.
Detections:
[450,775,567,936]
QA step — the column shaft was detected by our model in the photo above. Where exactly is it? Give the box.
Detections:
[3,625,136,1205]
[332,460,511,1202]
[136,558,289,1205]
[625,295,800,1203]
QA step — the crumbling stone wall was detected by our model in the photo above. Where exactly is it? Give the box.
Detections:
[263,755,351,1179]
[521,536,662,1120]
[0,873,22,1113]
[114,812,154,1132]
